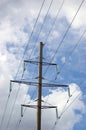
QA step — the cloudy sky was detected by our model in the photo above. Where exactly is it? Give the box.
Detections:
[0,0,86,130]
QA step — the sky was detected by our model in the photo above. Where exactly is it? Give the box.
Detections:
[0,0,86,130]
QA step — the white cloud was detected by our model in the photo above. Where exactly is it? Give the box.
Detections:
[0,49,85,130]
[62,0,86,28]
[0,0,86,130]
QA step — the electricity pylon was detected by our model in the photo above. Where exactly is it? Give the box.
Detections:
[10,42,70,130]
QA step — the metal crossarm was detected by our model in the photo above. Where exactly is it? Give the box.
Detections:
[21,104,57,109]
[10,80,68,88]
[24,60,57,66]
[21,104,59,120]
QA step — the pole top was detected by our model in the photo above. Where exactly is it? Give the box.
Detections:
[40,42,44,46]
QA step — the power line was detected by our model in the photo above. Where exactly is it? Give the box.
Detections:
[52,80,86,130]
[2,0,85,129]
[24,1,65,103]
[2,1,46,130]
[5,72,24,130]
[16,87,37,130]
[44,29,86,129]
[14,1,57,128]
[59,29,86,73]
[18,0,84,128]
[43,0,85,76]
[29,0,65,60]
[17,1,65,117]
[0,96,9,130]
[43,29,86,114]
[44,0,65,44]
[28,0,55,59]
[11,42,67,130]
[13,0,46,81]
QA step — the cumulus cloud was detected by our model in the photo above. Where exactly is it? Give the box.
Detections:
[0,44,85,130]
[0,0,86,130]
[0,80,86,129]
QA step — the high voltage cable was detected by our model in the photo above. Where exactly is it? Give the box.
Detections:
[1,0,46,130]
[5,72,24,130]
[43,0,85,76]
[0,96,9,130]
[14,1,56,128]
[2,0,85,129]
[44,0,65,44]
[52,82,86,130]
[16,1,86,129]
[63,80,86,115]
[15,0,85,128]
[59,29,86,73]
[52,92,81,130]
[43,29,86,112]
[14,0,53,126]
[24,0,65,89]
[28,0,54,59]
[29,0,65,59]
[16,86,38,130]
[13,0,46,81]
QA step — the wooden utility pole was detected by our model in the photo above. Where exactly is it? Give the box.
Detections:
[10,42,70,130]
[37,42,43,130]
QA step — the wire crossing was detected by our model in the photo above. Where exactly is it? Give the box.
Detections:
[0,0,85,130]
[10,42,70,130]
[1,0,46,130]
[43,0,85,76]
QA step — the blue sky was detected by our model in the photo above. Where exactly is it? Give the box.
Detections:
[0,0,86,130]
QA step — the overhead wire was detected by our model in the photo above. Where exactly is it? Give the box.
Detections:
[0,96,9,130]
[60,80,86,117]
[13,0,46,82]
[59,29,86,73]
[21,1,66,121]
[43,20,86,130]
[28,0,54,59]
[5,72,24,130]
[44,0,86,129]
[43,0,85,76]
[21,0,86,128]
[44,0,65,44]
[28,0,65,87]
[2,0,46,130]
[54,29,86,110]
[52,92,82,130]
[16,87,37,130]
[43,29,86,119]
[15,0,59,129]
[51,80,86,130]
[19,0,66,109]
[19,0,86,129]
[24,0,65,83]
[2,0,85,129]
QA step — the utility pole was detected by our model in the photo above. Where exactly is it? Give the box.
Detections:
[37,42,43,130]
[10,42,71,130]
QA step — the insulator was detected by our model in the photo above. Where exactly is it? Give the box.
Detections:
[68,87,71,97]
[55,65,60,80]
[23,62,26,72]
[10,81,12,93]
[21,105,23,117]
[56,107,59,119]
